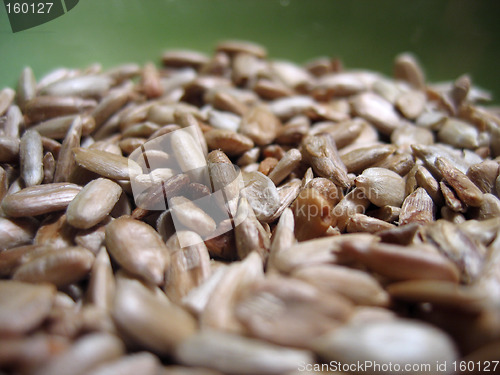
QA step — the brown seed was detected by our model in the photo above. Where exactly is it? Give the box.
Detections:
[53,116,83,183]
[40,74,113,97]
[2,183,82,217]
[396,90,426,120]
[141,62,163,99]
[0,136,20,163]
[162,49,210,68]
[216,40,267,58]
[169,196,217,238]
[204,129,254,156]
[292,187,334,241]
[12,246,95,287]
[440,181,466,213]
[467,160,499,194]
[331,187,371,232]
[105,217,169,285]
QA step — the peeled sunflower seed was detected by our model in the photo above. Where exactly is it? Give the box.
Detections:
[313,319,457,375]
[73,148,142,180]
[1,183,82,217]
[112,273,197,356]
[20,129,44,187]
[241,171,280,222]
[105,217,169,285]
[12,246,95,287]
[175,330,314,375]
[0,280,56,336]
[66,178,122,229]
[355,167,406,207]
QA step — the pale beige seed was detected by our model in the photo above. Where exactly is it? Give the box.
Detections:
[372,152,415,176]
[269,95,316,120]
[438,118,479,149]
[87,248,115,312]
[235,275,352,348]
[105,217,169,285]
[208,109,241,132]
[301,134,350,189]
[415,166,443,205]
[351,92,401,135]
[268,178,302,222]
[435,157,484,207]
[273,234,376,274]
[92,83,132,128]
[85,352,160,375]
[67,178,122,229]
[12,246,95,287]
[394,53,426,89]
[253,78,294,100]
[341,144,396,174]
[2,183,82,217]
[440,181,466,212]
[40,74,112,97]
[201,252,263,332]
[293,264,390,307]
[343,241,460,282]
[474,193,500,220]
[234,197,271,260]
[267,148,302,185]
[24,96,97,123]
[390,124,434,151]
[112,273,196,356]
[241,171,280,222]
[175,330,314,375]
[271,60,313,90]
[367,205,400,223]
[53,116,83,183]
[31,114,95,139]
[162,49,210,68]
[0,280,56,336]
[346,213,396,233]
[314,72,366,97]
[216,40,267,58]
[313,320,457,373]
[19,130,43,187]
[240,104,281,146]
[331,188,371,232]
[204,129,254,156]
[164,231,211,304]
[268,208,296,272]
[4,105,23,138]
[0,136,20,163]
[400,187,435,225]
[355,167,406,207]
[467,160,499,194]
[208,150,241,215]
[42,152,56,184]
[141,62,163,99]
[73,148,141,180]
[0,87,15,116]
[17,67,36,109]
[169,196,217,238]
[34,213,76,249]
[34,333,125,375]
[212,90,248,116]
[275,115,310,145]
[395,90,426,119]
[182,264,229,316]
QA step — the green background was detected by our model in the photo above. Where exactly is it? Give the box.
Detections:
[1,0,499,102]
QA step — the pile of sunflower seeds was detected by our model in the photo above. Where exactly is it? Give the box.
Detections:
[1,40,500,375]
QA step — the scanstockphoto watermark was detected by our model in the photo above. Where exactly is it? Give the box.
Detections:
[297,360,466,374]
[127,126,370,247]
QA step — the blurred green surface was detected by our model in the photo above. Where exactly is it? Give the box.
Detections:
[1,0,499,102]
